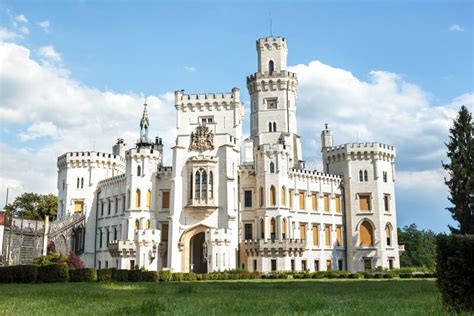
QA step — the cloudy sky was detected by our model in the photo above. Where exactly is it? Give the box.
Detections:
[0,1,472,232]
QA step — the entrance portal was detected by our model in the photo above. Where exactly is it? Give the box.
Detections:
[190,232,207,273]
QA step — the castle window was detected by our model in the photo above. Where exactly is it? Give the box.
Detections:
[384,194,390,212]
[338,260,343,271]
[201,169,207,198]
[62,180,65,191]
[200,117,213,125]
[314,260,320,271]
[289,190,293,208]
[209,171,213,198]
[101,201,104,216]
[282,218,287,239]
[259,186,264,207]
[268,122,272,132]
[273,122,277,132]
[299,191,305,210]
[162,191,170,209]
[299,224,306,240]
[161,223,169,241]
[359,170,363,182]
[108,200,111,215]
[77,177,80,188]
[269,162,275,173]
[135,189,141,208]
[323,194,330,212]
[137,165,141,176]
[325,225,331,247]
[326,260,332,271]
[335,195,342,213]
[385,224,392,246]
[311,193,318,211]
[115,197,119,214]
[383,171,388,182]
[312,225,319,246]
[268,60,274,73]
[81,177,84,188]
[74,201,84,213]
[194,168,211,201]
[336,225,343,247]
[281,186,286,206]
[114,227,118,240]
[98,229,102,248]
[270,218,276,240]
[364,170,368,182]
[359,221,374,247]
[195,170,201,199]
[134,219,140,230]
[269,186,276,206]
[106,228,110,246]
[146,190,151,209]
[146,220,151,229]
[260,218,265,239]
[244,190,252,208]
[359,194,371,212]
[244,223,253,240]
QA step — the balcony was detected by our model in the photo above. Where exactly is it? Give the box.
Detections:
[398,245,405,253]
[185,198,217,220]
[107,240,136,257]
[241,238,306,257]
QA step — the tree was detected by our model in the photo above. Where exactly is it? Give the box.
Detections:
[397,224,437,271]
[4,192,57,220]
[442,105,474,234]
[67,251,85,269]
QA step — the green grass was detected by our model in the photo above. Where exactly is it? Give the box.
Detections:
[0,279,445,315]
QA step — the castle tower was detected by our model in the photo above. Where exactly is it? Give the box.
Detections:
[247,36,302,168]
[321,130,400,271]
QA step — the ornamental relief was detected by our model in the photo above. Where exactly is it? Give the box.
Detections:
[189,125,214,152]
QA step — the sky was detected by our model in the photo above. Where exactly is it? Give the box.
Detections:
[0,0,472,232]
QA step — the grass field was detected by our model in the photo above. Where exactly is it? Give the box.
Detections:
[0,279,445,315]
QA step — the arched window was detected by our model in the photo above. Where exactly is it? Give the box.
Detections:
[270,162,275,173]
[146,190,151,208]
[273,122,277,132]
[134,219,139,230]
[146,220,151,229]
[385,224,392,246]
[195,170,201,199]
[209,171,213,198]
[81,177,84,189]
[364,170,368,182]
[270,186,276,206]
[268,60,274,73]
[202,170,208,198]
[268,122,272,132]
[360,221,374,247]
[137,165,141,176]
[281,186,286,206]
[135,189,141,208]
[259,186,264,207]
[260,218,265,239]
[270,218,276,240]
[282,218,287,239]
[190,173,193,199]
[77,177,80,188]
[359,170,363,182]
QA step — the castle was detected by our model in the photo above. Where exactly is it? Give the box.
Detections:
[55,36,401,273]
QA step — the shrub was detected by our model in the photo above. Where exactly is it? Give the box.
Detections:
[113,269,129,282]
[172,272,184,281]
[159,270,172,282]
[141,271,159,282]
[399,273,412,279]
[436,234,474,311]
[337,272,349,279]
[183,273,197,281]
[312,272,325,279]
[326,272,339,279]
[33,252,67,266]
[347,273,360,279]
[201,273,210,281]
[69,268,97,282]
[67,252,85,269]
[0,265,38,283]
[128,270,143,282]
[97,269,113,282]
[38,263,69,283]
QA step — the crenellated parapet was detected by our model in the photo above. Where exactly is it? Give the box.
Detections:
[157,166,173,179]
[238,164,256,177]
[323,142,396,163]
[97,174,126,189]
[174,88,242,112]
[246,71,298,93]
[57,151,126,170]
[288,168,343,184]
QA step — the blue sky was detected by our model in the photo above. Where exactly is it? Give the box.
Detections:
[0,0,472,232]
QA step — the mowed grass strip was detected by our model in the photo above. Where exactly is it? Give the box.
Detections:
[0,279,444,315]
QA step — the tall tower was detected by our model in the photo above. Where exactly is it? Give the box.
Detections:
[247,36,302,168]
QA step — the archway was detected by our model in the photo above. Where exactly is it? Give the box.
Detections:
[190,232,207,273]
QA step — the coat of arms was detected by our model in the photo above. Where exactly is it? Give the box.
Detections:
[190,125,214,151]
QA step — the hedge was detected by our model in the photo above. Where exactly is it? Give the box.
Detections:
[38,264,69,283]
[97,269,113,282]
[0,265,38,283]
[69,268,97,282]
[141,271,159,282]
[113,269,129,282]
[159,270,172,282]
[436,234,474,312]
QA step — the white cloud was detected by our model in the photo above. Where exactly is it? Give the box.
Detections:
[15,14,28,23]
[19,122,58,141]
[38,45,61,62]
[0,27,23,41]
[19,26,29,35]
[0,42,176,204]
[449,24,464,32]
[38,20,50,31]
[184,65,197,72]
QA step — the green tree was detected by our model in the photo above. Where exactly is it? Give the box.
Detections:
[4,192,57,220]
[442,105,474,234]
[398,224,437,270]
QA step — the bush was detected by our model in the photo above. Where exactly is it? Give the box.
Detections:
[311,272,325,279]
[113,269,129,282]
[67,252,85,269]
[399,273,413,279]
[0,265,38,283]
[172,272,184,281]
[141,271,159,282]
[436,234,474,311]
[128,270,143,282]
[347,273,361,279]
[183,273,197,281]
[69,268,97,282]
[33,252,67,266]
[38,263,69,283]
[337,272,349,279]
[97,269,113,282]
[159,270,172,282]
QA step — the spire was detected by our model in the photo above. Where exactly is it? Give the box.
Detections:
[138,97,152,147]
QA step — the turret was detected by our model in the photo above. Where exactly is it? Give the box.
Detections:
[321,124,333,173]
[113,138,126,157]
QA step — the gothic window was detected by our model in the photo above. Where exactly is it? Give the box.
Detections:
[193,168,213,201]
[364,170,368,182]
[270,186,276,206]
[282,218,287,239]
[244,190,252,208]
[383,171,388,182]
[137,165,141,176]
[268,60,274,73]
[209,171,213,198]
[77,177,80,188]
[81,177,84,188]
[273,122,277,132]
[281,186,286,206]
[195,171,201,199]
[244,223,253,240]
[385,224,392,246]
[270,162,275,173]
[360,221,374,247]
[359,194,371,212]
[384,194,390,212]
[270,218,276,240]
[134,219,140,230]
[359,170,363,182]
[259,186,264,207]
[135,189,141,208]
[202,170,208,199]
[268,122,272,132]
[260,218,265,239]
[146,190,151,208]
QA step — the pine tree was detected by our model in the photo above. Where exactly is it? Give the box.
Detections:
[442,105,474,234]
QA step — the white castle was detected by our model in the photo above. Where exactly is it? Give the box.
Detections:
[56,36,401,273]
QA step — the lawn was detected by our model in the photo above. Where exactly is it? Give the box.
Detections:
[0,279,444,315]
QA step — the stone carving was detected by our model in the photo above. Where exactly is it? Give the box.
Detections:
[190,125,214,151]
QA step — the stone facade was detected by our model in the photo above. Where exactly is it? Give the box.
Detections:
[53,36,401,273]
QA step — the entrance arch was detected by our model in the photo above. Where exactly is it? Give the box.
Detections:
[190,232,207,273]
[179,224,209,272]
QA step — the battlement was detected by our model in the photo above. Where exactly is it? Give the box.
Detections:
[97,173,126,189]
[323,142,396,163]
[126,147,162,158]
[174,88,241,111]
[288,168,343,182]
[57,151,125,169]
[256,37,287,50]
[247,70,297,83]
